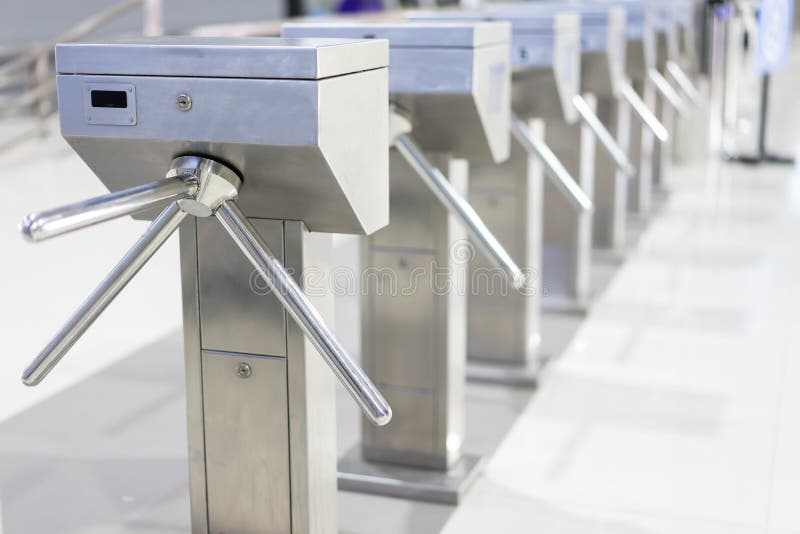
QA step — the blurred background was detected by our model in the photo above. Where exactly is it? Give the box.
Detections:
[1,1,800,533]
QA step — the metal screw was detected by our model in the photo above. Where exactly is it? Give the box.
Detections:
[236,362,252,378]
[176,93,192,112]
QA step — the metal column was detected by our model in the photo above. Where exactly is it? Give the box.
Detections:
[180,217,339,533]
[467,118,546,383]
[539,99,597,313]
[592,94,632,252]
[339,151,482,504]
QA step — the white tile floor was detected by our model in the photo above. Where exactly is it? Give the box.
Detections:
[439,138,800,534]
[0,117,184,422]
[2,45,800,534]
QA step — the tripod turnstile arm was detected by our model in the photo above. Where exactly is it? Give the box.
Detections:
[572,94,636,178]
[620,81,670,143]
[666,60,704,107]
[20,175,198,242]
[215,200,392,426]
[648,68,689,116]
[393,133,526,291]
[21,202,187,385]
[510,115,594,214]
[19,156,392,426]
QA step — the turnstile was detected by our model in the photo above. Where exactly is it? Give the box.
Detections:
[409,4,631,386]
[284,20,519,504]
[492,1,638,254]
[670,0,709,163]
[19,36,393,534]
[650,2,691,188]
[496,7,598,314]
[578,5,635,252]
[617,0,673,214]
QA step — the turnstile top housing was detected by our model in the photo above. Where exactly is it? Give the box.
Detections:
[649,2,679,66]
[580,5,627,96]
[604,0,656,78]
[674,0,701,28]
[408,8,581,123]
[673,0,703,68]
[517,2,627,97]
[56,36,391,234]
[283,21,512,164]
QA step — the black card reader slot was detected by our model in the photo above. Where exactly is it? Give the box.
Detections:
[90,90,127,109]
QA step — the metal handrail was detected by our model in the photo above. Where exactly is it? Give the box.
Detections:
[0,0,154,84]
[0,79,56,115]
[0,0,161,149]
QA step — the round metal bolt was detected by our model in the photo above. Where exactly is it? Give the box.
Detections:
[176,94,192,112]
[236,362,252,378]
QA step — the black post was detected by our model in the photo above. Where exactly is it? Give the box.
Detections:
[756,74,770,160]
[727,73,795,164]
[287,0,303,17]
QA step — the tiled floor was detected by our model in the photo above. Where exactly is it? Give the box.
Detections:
[437,143,800,534]
[2,49,800,534]
[0,117,184,421]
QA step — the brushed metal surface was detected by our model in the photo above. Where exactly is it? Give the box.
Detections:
[360,152,468,473]
[540,107,595,309]
[394,134,524,288]
[56,36,389,79]
[197,217,286,356]
[284,221,339,534]
[510,12,581,123]
[467,118,544,367]
[574,93,635,177]
[214,202,391,426]
[624,8,657,81]
[627,77,657,215]
[580,6,627,97]
[20,175,197,242]
[653,5,679,71]
[592,95,632,251]
[282,21,510,47]
[338,447,483,505]
[57,41,389,235]
[184,220,340,533]
[652,82,677,191]
[202,351,292,534]
[283,21,512,164]
[178,219,208,534]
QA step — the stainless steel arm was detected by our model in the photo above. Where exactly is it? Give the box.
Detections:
[393,134,526,290]
[20,175,197,242]
[214,200,392,426]
[21,202,187,385]
[572,95,636,178]
[666,60,704,107]
[510,115,594,213]
[648,68,689,116]
[620,81,670,142]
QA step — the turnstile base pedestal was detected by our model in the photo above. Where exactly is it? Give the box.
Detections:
[541,295,590,315]
[592,247,627,266]
[466,356,549,388]
[338,447,483,505]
